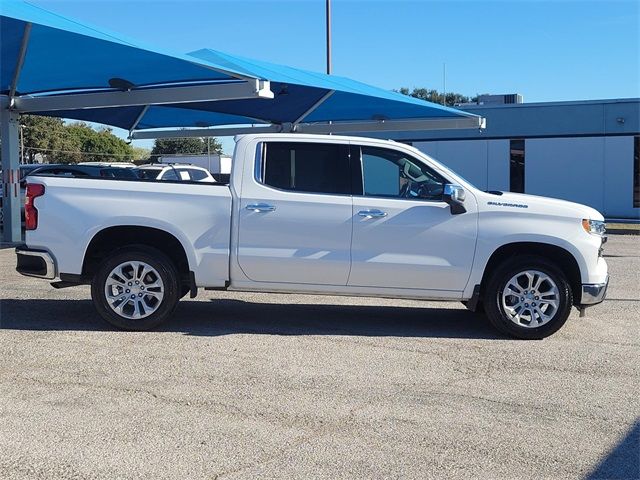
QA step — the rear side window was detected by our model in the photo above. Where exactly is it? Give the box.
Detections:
[261,142,350,195]
[177,170,191,181]
[187,169,210,181]
[160,169,179,181]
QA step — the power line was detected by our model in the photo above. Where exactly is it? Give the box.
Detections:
[23,146,136,157]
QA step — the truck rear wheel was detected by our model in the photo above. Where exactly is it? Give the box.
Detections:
[484,255,573,339]
[91,246,180,331]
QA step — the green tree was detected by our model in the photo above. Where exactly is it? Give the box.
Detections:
[131,146,151,163]
[151,136,223,159]
[64,123,133,163]
[18,116,134,164]
[21,115,73,163]
[397,87,474,107]
[202,137,224,155]
[92,127,134,162]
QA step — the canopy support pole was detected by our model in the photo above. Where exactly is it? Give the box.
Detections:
[1,96,22,244]
[292,90,334,129]
[9,22,32,106]
[129,105,149,137]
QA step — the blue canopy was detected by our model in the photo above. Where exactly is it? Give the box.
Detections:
[0,1,246,94]
[1,0,483,135]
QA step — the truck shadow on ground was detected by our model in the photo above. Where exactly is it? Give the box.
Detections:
[586,419,640,480]
[0,298,505,340]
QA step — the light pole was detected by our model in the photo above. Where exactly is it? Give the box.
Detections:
[326,0,332,74]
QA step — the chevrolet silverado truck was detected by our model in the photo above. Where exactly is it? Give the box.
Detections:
[15,134,609,339]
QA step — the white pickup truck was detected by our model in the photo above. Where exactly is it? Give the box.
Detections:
[16,134,609,339]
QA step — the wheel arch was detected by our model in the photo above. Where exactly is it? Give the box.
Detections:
[82,226,191,286]
[479,242,583,305]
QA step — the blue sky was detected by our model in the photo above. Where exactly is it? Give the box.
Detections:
[29,0,640,153]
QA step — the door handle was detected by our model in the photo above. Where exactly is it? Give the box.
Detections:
[246,203,276,212]
[358,209,387,219]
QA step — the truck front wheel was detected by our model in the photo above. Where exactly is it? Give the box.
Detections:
[91,246,180,330]
[484,255,573,339]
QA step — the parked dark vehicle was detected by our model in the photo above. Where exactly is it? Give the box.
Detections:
[30,164,139,179]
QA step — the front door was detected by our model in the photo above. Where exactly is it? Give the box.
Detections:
[237,140,353,285]
[348,145,478,292]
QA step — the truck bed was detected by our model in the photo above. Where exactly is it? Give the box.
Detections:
[26,175,233,287]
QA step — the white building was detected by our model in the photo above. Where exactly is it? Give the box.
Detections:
[383,97,640,220]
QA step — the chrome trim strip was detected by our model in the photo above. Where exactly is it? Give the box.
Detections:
[581,275,609,305]
[16,248,56,279]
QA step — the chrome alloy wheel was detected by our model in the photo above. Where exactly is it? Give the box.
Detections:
[501,270,560,328]
[104,261,164,319]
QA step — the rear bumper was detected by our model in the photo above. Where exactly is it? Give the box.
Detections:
[580,275,609,306]
[15,247,56,279]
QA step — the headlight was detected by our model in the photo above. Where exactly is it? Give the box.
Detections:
[582,219,606,236]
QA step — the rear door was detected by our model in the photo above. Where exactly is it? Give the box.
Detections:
[236,141,353,285]
[348,144,478,292]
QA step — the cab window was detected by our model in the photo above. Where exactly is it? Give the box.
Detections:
[261,142,351,195]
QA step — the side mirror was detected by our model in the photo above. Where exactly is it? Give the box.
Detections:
[443,184,467,214]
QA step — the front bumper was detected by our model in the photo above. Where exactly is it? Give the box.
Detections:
[580,275,609,306]
[15,247,56,279]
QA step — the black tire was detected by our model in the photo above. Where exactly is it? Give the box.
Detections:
[91,245,180,331]
[484,255,573,340]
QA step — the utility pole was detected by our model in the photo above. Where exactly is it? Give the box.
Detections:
[207,136,211,171]
[326,0,332,74]
[443,63,446,106]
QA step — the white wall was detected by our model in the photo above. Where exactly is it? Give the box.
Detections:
[414,139,509,191]
[487,140,510,192]
[526,137,606,212]
[414,136,639,219]
[526,136,639,218]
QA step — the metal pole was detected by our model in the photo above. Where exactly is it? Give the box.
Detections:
[1,96,23,243]
[20,124,24,164]
[326,0,332,74]
[443,63,446,106]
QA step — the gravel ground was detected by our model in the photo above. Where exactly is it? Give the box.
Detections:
[0,236,638,479]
